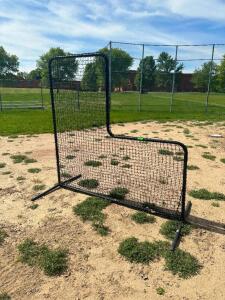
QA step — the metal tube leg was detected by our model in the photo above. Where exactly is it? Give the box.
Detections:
[31,184,61,201]
[171,224,182,251]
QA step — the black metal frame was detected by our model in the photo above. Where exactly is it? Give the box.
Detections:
[32,52,192,250]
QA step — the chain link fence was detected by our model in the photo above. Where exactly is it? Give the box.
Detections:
[107,41,225,115]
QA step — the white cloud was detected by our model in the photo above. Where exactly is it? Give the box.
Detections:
[0,0,224,71]
[146,0,225,21]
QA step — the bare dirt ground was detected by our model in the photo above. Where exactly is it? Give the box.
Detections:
[0,121,225,300]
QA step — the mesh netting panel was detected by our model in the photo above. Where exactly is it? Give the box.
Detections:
[50,54,186,218]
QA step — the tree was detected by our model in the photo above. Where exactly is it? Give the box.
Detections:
[81,47,133,91]
[16,72,28,80]
[27,68,42,80]
[191,61,218,92]
[0,46,19,79]
[100,47,133,89]
[156,52,183,90]
[135,56,156,92]
[81,63,98,91]
[37,47,78,85]
[217,55,225,92]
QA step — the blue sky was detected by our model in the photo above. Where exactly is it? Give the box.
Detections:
[0,0,225,72]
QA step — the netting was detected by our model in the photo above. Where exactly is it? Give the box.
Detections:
[50,53,187,219]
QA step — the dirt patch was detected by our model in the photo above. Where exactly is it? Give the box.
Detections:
[0,121,225,299]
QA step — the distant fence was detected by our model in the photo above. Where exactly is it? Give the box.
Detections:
[0,79,45,110]
[107,41,225,113]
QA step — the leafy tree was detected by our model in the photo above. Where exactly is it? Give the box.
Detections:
[81,63,98,91]
[16,72,28,80]
[217,55,225,92]
[191,61,218,92]
[27,68,42,80]
[81,47,133,91]
[100,47,133,89]
[37,47,78,85]
[0,46,19,79]
[135,56,156,92]
[156,52,183,90]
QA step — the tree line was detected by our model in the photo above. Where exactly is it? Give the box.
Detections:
[0,45,225,92]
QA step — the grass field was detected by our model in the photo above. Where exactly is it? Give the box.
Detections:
[0,88,224,135]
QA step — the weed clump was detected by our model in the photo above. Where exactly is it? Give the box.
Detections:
[18,239,68,276]
[0,163,6,168]
[160,220,192,240]
[109,187,129,200]
[28,168,41,173]
[0,293,11,300]
[111,159,119,166]
[29,204,39,210]
[202,153,216,161]
[156,287,165,295]
[73,197,110,236]
[24,158,37,164]
[187,165,199,170]
[131,212,156,224]
[189,189,225,200]
[33,184,46,191]
[84,160,102,167]
[118,238,201,278]
[159,149,173,156]
[66,155,75,160]
[78,179,99,189]
[0,229,8,245]
[118,237,159,264]
[11,154,27,163]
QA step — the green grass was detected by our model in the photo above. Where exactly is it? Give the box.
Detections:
[187,165,200,170]
[24,158,37,164]
[118,238,201,278]
[78,179,99,189]
[0,229,8,245]
[0,293,11,300]
[159,149,173,156]
[189,189,225,200]
[109,187,129,200]
[84,160,102,167]
[131,212,156,224]
[2,171,11,175]
[160,220,192,240]
[10,154,27,163]
[111,159,119,166]
[121,163,132,168]
[29,204,39,210]
[156,287,165,296]
[73,197,110,235]
[220,158,225,164]
[18,239,68,276]
[202,153,216,161]
[28,168,41,173]
[211,202,220,207]
[17,176,26,181]
[33,184,46,191]
[0,91,224,136]
[195,144,208,148]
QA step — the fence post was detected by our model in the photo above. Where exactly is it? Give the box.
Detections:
[0,93,2,112]
[170,45,178,113]
[109,41,112,94]
[138,44,145,112]
[205,44,215,113]
[40,79,44,109]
